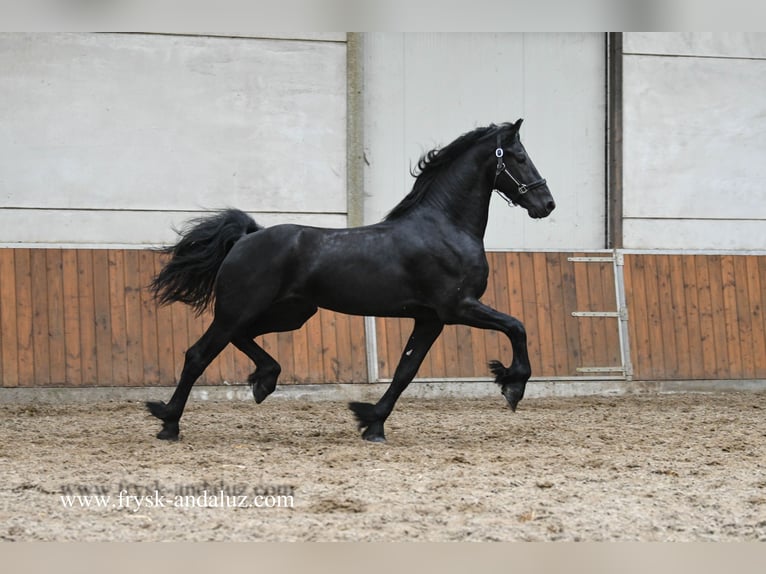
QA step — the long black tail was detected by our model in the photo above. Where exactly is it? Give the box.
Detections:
[150,209,261,314]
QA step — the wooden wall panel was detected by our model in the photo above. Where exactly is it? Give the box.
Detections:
[0,248,366,388]
[624,254,766,381]
[2,248,764,387]
[375,252,621,380]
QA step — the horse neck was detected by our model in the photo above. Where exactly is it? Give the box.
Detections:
[421,155,494,240]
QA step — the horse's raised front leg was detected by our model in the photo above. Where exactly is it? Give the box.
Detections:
[146,319,231,440]
[349,317,443,442]
[447,299,531,411]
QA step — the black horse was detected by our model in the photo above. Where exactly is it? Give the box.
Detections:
[147,119,555,441]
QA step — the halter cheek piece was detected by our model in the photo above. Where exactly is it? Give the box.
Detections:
[491,134,547,207]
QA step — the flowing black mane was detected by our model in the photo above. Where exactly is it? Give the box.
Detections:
[385,123,510,221]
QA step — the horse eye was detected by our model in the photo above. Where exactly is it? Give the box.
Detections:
[513,153,527,163]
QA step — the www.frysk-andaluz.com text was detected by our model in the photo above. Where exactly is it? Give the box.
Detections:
[58,481,295,511]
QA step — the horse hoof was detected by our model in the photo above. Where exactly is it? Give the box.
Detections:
[252,382,270,404]
[156,427,180,441]
[363,434,386,443]
[361,425,386,443]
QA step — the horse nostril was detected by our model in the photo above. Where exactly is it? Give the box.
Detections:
[546,200,556,212]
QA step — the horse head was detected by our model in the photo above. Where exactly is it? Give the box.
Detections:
[492,119,556,219]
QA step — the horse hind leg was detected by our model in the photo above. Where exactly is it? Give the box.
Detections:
[146,318,232,440]
[232,337,281,404]
[234,300,319,404]
[350,316,443,442]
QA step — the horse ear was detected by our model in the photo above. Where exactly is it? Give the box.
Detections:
[512,118,524,131]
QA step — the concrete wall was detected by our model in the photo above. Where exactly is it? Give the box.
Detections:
[361,33,607,250]
[0,33,347,247]
[622,33,766,250]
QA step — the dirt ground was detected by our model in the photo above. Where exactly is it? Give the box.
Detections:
[1,391,765,542]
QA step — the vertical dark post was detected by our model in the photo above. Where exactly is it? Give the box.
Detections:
[607,32,624,249]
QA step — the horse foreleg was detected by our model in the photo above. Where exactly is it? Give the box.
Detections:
[350,317,443,442]
[146,319,231,440]
[448,299,531,411]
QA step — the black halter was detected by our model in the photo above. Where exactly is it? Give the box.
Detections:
[491,134,547,207]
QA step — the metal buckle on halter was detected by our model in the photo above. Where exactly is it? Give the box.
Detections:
[518,183,528,195]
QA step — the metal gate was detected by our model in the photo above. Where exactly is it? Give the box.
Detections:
[567,251,633,379]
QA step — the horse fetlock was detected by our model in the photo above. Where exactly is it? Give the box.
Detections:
[348,402,387,442]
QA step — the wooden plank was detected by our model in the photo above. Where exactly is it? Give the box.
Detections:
[169,300,189,384]
[289,317,309,383]
[152,251,177,386]
[424,315,447,379]
[384,317,404,379]
[138,250,160,384]
[29,250,51,385]
[625,255,650,380]
[122,250,144,385]
[719,255,741,379]
[374,317,389,379]
[757,257,766,377]
[77,250,98,385]
[61,250,82,385]
[277,331,295,383]
[92,250,113,385]
[46,250,66,385]
[656,255,680,378]
[334,313,354,383]
[694,255,720,378]
[746,257,766,377]
[455,325,474,377]
[14,250,35,386]
[731,256,754,378]
[319,308,340,382]
[681,255,705,379]
[0,250,19,387]
[305,312,325,383]
[544,252,569,376]
[108,250,129,385]
[349,316,367,382]
[644,255,668,379]
[705,256,730,378]
[441,325,460,379]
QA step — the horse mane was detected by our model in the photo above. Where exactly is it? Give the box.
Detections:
[385,123,512,221]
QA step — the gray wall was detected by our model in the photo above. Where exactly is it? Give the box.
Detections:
[0,33,347,247]
[622,32,766,250]
[361,33,607,250]
[5,33,763,253]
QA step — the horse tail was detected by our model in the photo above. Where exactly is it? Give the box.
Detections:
[150,209,261,315]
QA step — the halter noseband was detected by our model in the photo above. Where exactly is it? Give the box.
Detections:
[492,134,547,207]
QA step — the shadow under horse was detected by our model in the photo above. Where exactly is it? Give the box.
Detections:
[147,119,555,441]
